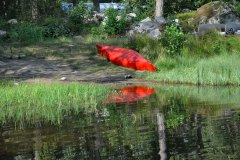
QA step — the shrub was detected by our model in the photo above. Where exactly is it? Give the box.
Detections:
[102,8,129,35]
[42,17,70,38]
[124,0,155,21]
[9,23,43,43]
[161,24,185,57]
[69,2,89,24]
[234,2,240,15]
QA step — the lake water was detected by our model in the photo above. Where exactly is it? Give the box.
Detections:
[1,85,240,159]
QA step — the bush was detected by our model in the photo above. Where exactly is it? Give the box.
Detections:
[69,2,89,24]
[102,8,129,35]
[234,2,240,15]
[42,17,70,38]
[124,0,155,21]
[161,24,185,57]
[9,23,43,43]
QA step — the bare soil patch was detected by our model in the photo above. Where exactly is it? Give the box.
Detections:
[0,41,139,84]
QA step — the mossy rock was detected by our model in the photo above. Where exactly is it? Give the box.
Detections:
[175,11,196,32]
[189,1,231,25]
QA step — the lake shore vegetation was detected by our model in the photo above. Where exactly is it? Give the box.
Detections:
[0,82,111,125]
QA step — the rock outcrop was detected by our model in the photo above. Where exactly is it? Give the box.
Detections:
[189,1,240,25]
[128,16,166,39]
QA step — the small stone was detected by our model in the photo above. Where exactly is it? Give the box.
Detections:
[235,30,240,35]
[127,13,137,18]
[7,19,18,24]
[73,35,84,41]
[140,17,152,23]
[17,68,30,74]
[0,30,7,37]
[124,74,132,79]
[60,77,67,81]
[18,53,26,59]
[5,70,15,75]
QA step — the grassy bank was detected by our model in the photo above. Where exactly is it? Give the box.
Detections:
[133,33,240,86]
[0,83,111,125]
[143,54,240,86]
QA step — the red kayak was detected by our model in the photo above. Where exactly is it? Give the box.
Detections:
[96,44,156,72]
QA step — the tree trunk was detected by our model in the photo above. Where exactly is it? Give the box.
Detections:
[93,0,100,12]
[72,0,78,6]
[155,0,164,17]
[1,0,7,18]
[31,0,38,21]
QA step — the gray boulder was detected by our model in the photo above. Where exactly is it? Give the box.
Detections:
[221,13,240,24]
[198,22,240,35]
[154,16,166,25]
[148,29,161,38]
[225,22,240,34]
[198,24,225,34]
[128,17,166,39]
[189,1,237,25]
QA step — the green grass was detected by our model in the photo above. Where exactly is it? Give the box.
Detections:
[0,83,111,125]
[143,54,240,86]
[184,33,240,57]
[127,34,163,61]
[131,33,240,86]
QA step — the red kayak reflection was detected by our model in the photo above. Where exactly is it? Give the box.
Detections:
[103,86,155,104]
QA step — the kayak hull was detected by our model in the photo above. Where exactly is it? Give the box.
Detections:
[96,44,156,72]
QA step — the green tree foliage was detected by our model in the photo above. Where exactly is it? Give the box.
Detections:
[0,0,63,20]
[123,0,214,16]
[123,0,155,19]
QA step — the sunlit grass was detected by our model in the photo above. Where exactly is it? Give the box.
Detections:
[131,32,240,86]
[143,54,240,86]
[0,83,111,125]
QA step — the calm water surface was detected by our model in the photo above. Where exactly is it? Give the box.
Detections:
[1,85,240,159]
